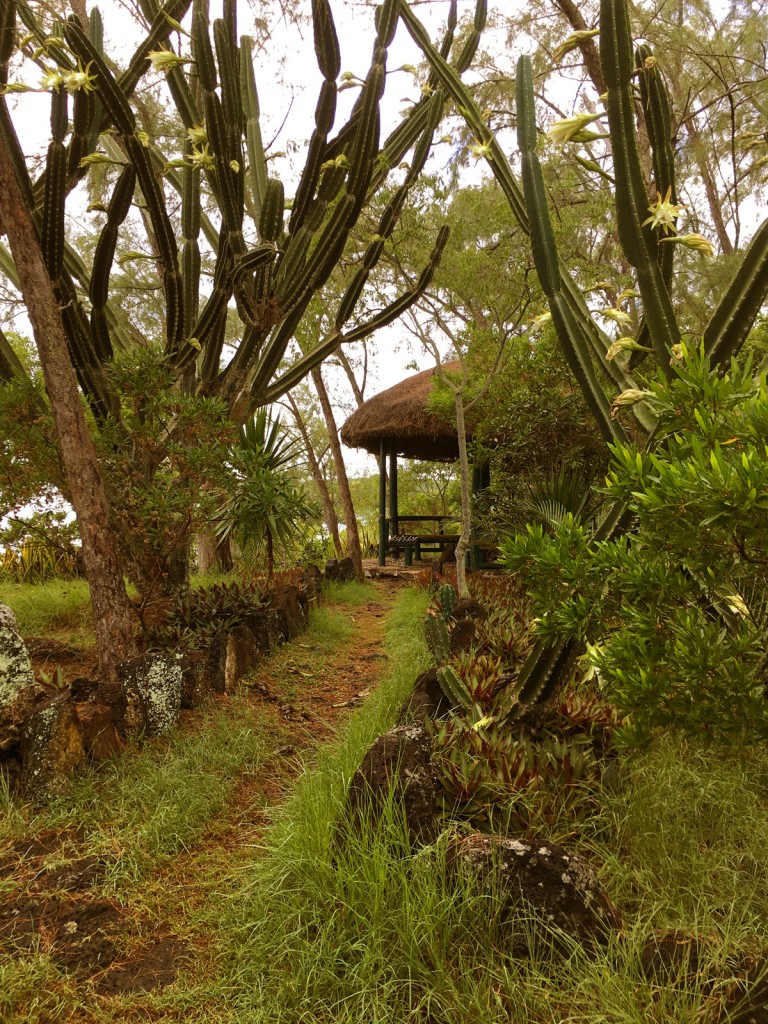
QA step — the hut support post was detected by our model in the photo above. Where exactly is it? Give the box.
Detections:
[389,450,398,540]
[378,439,387,566]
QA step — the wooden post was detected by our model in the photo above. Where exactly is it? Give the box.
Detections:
[389,448,399,539]
[378,438,387,565]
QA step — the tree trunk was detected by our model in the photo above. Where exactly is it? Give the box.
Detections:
[196,531,233,575]
[0,144,136,684]
[454,392,471,599]
[287,394,343,558]
[311,367,364,578]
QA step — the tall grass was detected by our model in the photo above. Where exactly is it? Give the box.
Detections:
[212,586,768,1023]
[0,578,93,642]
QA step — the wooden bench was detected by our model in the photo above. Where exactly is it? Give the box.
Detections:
[388,533,459,565]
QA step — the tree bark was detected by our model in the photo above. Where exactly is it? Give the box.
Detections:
[454,392,471,599]
[311,367,364,578]
[196,531,233,575]
[287,394,343,558]
[0,143,136,683]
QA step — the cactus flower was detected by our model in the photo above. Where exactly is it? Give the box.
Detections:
[610,388,651,417]
[63,60,97,93]
[186,124,207,146]
[530,312,552,329]
[600,307,632,329]
[40,68,65,91]
[147,48,193,73]
[606,337,650,360]
[547,111,603,145]
[190,143,214,170]
[553,28,599,64]
[642,186,686,235]
[659,233,714,257]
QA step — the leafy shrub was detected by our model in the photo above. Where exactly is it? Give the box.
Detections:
[503,347,768,744]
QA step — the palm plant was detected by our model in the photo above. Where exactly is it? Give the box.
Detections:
[216,409,318,579]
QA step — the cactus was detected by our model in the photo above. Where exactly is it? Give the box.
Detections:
[403,0,768,714]
[439,583,457,618]
[0,0,452,430]
[425,610,450,667]
[436,665,475,714]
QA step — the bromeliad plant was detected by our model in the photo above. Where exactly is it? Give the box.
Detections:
[402,0,768,716]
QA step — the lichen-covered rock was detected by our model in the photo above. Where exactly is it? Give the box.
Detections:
[18,694,86,802]
[346,723,439,844]
[446,833,620,955]
[115,654,182,738]
[0,604,35,710]
[0,604,46,753]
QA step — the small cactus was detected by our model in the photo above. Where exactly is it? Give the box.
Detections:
[424,610,450,667]
[439,582,457,618]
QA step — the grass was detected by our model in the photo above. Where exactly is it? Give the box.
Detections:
[202,587,768,1023]
[0,580,388,1023]
[0,577,94,644]
[5,579,768,1021]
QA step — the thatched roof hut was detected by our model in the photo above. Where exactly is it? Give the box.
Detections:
[341,362,461,461]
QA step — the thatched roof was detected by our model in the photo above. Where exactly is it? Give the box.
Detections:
[341,362,461,462]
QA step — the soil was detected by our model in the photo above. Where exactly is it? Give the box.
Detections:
[0,575,412,1008]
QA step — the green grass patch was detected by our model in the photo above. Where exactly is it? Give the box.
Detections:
[205,586,768,1023]
[0,578,94,644]
[321,578,377,606]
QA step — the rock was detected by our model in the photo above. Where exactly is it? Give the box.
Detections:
[450,598,487,624]
[0,603,40,751]
[18,693,86,802]
[449,617,476,657]
[301,564,323,604]
[75,702,123,762]
[439,544,456,567]
[242,608,277,656]
[398,667,455,724]
[325,557,356,582]
[115,654,182,738]
[0,603,34,699]
[177,649,214,709]
[724,958,768,1024]
[446,833,620,956]
[204,634,228,695]
[346,723,439,844]
[225,624,259,692]
[266,585,308,643]
[639,931,706,983]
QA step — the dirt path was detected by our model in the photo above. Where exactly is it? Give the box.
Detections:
[0,578,407,1019]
